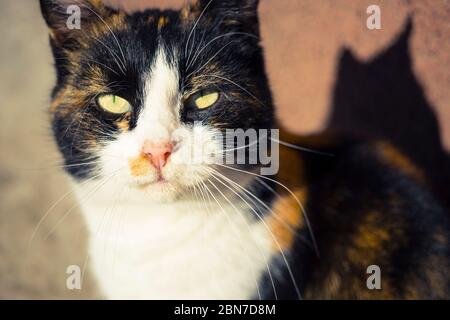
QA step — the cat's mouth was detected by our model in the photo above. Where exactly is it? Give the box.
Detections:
[156,174,167,183]
[129,174,184,201]
[136,181,168,190]
[133,175,170,188]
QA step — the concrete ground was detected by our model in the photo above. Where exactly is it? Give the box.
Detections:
[0,0,448,298]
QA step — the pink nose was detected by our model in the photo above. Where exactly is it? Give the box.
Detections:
[141,140,173,170]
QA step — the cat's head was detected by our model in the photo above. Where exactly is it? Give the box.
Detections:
[40,0,274,201]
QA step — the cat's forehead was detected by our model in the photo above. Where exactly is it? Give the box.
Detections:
[81,8,206,73]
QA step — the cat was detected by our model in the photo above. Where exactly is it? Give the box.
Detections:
[40,0,450,299]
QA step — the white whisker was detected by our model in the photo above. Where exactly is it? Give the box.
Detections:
[209,173,302,299]
[216,163,320,258]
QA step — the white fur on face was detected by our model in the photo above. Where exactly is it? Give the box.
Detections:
[72,44,275,300]
[99,47,221,202]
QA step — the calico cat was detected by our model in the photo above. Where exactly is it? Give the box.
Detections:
[40,0,450,299]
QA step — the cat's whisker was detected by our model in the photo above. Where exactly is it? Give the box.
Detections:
[54,57,121,76]
[193,177,231,298]
[186,40,239,79]
[67,81,122,156]
[42,169,122,240]
[201,178,265,300]
[213,124,333,158]
[61,93,98,140]
[14,160,99,172]
[105,183,128,282]
[187,28,198,69]
[271,138,335,157]
[51,160,103,169]
[61,81,120,141]
[209,173,303,300]
[196,74,265,107]
[184,0,215,62]
[219,137,264,153]
[114,187,130,280]
[205,177,278,300]
[210,168,311,246]
[253,176,314,248]
[215,163,320,258]
[75,0,128,73]
[186,28,207,70]
[27,169,107,250]
[90,35,127,75]
[187,32,258,71]
[80,179,127,290]
[99,184,128,278]
[69,108,101,158]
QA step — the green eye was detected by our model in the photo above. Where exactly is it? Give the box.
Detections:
[191,91,220,110]
[97,94,131,114]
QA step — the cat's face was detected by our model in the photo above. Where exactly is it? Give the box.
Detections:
[41,0,273,201]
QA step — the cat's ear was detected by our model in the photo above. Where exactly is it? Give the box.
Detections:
[40,0,112,46]
[195,0,260,35]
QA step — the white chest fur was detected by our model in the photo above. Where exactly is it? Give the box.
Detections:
[74,182,274,299]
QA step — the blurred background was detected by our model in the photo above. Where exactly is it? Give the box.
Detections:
[0,0,449,298]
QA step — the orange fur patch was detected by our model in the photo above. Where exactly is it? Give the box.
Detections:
[267,188,307,252]
[266,142,307,252]
[116,112,131,132]
[180,0,200,21]
[347,211,395,264]
[376,141,423,181]
[129,155,151,177]
[157,16,169,29]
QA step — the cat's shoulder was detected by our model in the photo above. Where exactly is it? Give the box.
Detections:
[285,133,450,298]
[296,133,448,225]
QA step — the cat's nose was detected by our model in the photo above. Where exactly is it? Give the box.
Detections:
[141,140,173,170]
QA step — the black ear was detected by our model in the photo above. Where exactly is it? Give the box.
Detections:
[197,0,260,35]
[40,0,111,46]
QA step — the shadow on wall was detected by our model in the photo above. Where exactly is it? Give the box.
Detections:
[327,19,450,209]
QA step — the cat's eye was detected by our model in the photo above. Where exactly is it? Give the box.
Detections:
[97,94,131,114]
[188,91,220,110]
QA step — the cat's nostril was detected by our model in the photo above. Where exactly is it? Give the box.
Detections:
[141,140,173,170]
[162,151,171,162]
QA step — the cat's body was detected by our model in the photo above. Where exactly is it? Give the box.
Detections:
[75,137,450,299]
[40,0,449,299]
